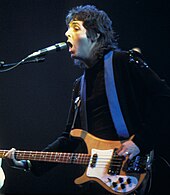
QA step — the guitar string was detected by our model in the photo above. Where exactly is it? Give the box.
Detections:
[15,152,124,160]
[1,151,134,168]
[0,153,124,164]
[14,152,125,168]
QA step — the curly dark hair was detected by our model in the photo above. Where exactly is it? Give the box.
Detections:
[66,5,119,60]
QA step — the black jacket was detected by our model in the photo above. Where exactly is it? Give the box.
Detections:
[31,50,170,175]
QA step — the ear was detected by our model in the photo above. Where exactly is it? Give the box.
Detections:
[96,33,100,40]
[91,33,100,42]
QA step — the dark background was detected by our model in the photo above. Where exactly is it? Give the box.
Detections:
[0,0,169,194]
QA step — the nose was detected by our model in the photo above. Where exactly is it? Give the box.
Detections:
[65,28,71,38]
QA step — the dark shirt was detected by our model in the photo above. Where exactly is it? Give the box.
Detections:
[85,61,119,140]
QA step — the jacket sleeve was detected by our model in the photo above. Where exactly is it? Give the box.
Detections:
[128,50,170,154]
[30,78,82,176]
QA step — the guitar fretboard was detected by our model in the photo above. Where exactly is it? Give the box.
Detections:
[0,150,90,165]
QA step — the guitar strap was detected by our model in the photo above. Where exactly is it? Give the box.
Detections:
[79,73,88,131]
[104,51,129,138]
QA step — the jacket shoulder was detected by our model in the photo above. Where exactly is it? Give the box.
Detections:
[114,49,149,69]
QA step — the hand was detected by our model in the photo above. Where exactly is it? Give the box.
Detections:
[0,158,5,189]
[5,148,24,168]
[117,140,140,160]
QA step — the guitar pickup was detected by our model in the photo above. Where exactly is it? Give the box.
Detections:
[108,148,124,175]
[90,153,98,168]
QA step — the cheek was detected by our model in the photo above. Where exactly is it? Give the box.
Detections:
[74,37,87,52]
[76,40,86,54]
[73,32,90,53]
[77,32,89,44]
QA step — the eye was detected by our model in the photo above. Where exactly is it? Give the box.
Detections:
[73,25,80,31]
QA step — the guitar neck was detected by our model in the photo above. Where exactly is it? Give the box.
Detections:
[0,150,90,165]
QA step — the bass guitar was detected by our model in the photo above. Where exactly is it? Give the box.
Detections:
[0,129,153,194]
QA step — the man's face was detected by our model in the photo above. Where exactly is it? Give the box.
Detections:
[65,20,96,62]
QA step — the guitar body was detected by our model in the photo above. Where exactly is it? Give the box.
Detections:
[71,129,147,195]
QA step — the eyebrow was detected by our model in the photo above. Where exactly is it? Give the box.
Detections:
[70,21,81,26]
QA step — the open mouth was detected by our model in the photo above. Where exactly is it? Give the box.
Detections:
[67,41,73,48]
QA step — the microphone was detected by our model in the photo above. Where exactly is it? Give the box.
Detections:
[27,42,67,59]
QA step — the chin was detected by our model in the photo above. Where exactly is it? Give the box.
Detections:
[70,52,77,58]
[71,53,80,60]
[71,54,76,58]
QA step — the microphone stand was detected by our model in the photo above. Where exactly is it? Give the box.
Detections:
[0,42,67,73]
[0,57,45,73]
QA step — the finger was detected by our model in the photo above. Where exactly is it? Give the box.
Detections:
[5,148,16,158]
[128,153,134,160]
[116,146,123,154]
[123,151,130,158]
[118,149,129,157]
[117,149,124,156]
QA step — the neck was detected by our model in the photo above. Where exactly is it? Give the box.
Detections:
[83,56,100,69]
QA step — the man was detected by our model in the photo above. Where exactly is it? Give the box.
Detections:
[5,5,170,195]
